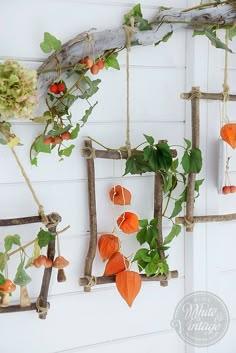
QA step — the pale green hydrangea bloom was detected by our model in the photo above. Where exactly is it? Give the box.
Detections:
[0,60,38,119]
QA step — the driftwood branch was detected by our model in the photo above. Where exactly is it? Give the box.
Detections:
[176,213,236,224]
[79,270,178,286]
[37,3,236,95]
[0,215,43,227]
[0,302,44,314]
[185,87,200,232]
[83,140,98,292]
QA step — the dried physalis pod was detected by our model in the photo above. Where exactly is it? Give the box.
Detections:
[104,252,129,276]
[116,270,142,307]
[117,212,139,234]
[109,185,131,205]
[98,233,120,261]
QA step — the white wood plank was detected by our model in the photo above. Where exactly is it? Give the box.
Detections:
[0,278,184,353]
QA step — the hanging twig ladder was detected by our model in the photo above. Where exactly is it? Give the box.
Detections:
[0,212,61,319]
[179,86,236,230]
[79,140,179,290]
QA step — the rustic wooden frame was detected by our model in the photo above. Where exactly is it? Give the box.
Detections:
[79,140,179,291]
[0,212,61,319]
[178,87,236,230]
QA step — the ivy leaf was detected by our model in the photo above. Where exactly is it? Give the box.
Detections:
[0,138,7,145]
[145,261,159,276]
[105,53,120,70]
[228,27,236,41]
[33,136,51,154]
[144,134,154,145]
[4,234,21,252]
[0,273,5,285]
[195,178,204,197]
[170,196,185,218]
[144,143,172,172]
[139,219,148,228]
[193,29,233,53]
[37,229,55,248]
[137,227,148,245]
[124,154,152,175]
[150,218,158,226]
[31,157,38,166]
[184,138,191,149]
[40,32,61,53]
[164,224,181,245]
[70,123,80,139]
[32,111,52,123]
[155,31,173,46]
[182,147,202,173]
[59,144,75,158]
[133,248,151,262]
[146,225,158,246]
[79,77,101,99]
[123,4,152,31]
[0,252,6,272]
[80,102,98,126]
[137,259,148,272]
[159,260,169,275]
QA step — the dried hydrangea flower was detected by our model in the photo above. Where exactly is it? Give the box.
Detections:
[0,60,38,119]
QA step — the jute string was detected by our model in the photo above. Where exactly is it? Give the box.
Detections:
[84,275,97,288]
[0,127,48,224]
[123,18,135,156]
[188,87,202,100]
[221,30,229,127]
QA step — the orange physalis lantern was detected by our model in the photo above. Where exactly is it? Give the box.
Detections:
[104,252,129,276]
[115,270,142,307]
[98,233,120,261]
[220,123,236,149]
[117,212,139,234]
[109,185,131,205]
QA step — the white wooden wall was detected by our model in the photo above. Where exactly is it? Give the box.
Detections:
[0,0,235,352]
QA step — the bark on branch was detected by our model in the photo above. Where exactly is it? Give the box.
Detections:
[37,3,236,95]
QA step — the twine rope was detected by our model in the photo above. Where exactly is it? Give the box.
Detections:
[36,297,49,314]
[222,30,229,126]
[84,275,97,288]
[188,87,202,100]
[123,18,135,156]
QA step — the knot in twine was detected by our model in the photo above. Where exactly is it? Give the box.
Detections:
[81,146,96,159]
[84,275,97,288]
[45,212,62,232]
[36,297,49,314]
[184,217,195,228]
[188,87,202,100]
[222,83,230,102]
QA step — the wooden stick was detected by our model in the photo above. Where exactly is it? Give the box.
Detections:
[81,147,177,160]
[185,87,200,232]
[0,215,42,227]
[79,270,178,286]
[83,140,98,293]
[154,172,168,287]
[37,213,61,319]
[176,213,236,224]
[0,302,43,314]
[181,91,236,101]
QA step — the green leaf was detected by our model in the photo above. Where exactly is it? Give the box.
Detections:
[124,154,152,175]
[137,227,148,245]
[14,258,32,286]
[59,144,75,158]
[155,31,173,46]
[139,219,148,228]
[80,102,98,126]
[144,143,172,172]
[159,260,169,275]
[32,111,52,123]
[25,240,40,269]
[123,4,152,31]
[195,178,204,196]
[228,27,236,41]
[146,226,158,246]
[79,77,101,99]
[70,123,80,139]
[145,261,159,276]
[144,134,154,145]
[33,136,51,154]
[133,248,151,262]
[40,32,61,53]
[0,138,7,145]
[4,234,21,252]
[164,224,181,245]
[0,253,6,272]
[31,157,38,166]
[182,147,202,173]
[137,259,148,272]
[150,218,158,226]
[105,53,120,70]
[37,229,55,248]
[0,273,5,285]
[193,29,233,53]
[184,138,191,149]
[170,199,184,218]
